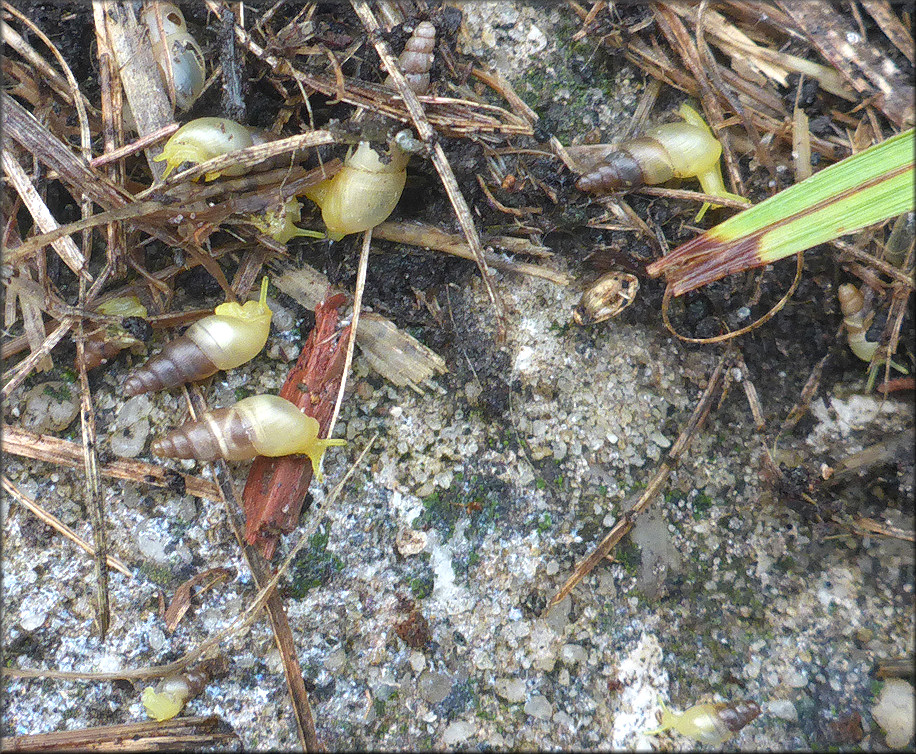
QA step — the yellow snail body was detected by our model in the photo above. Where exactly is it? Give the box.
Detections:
[249,198,324,244]
[645,699,761,746]
[141,666,209,722]
[304,140,409,241]
[141,2,205,112]
[123,278,272,396]
[155,117,269,180]
[576,104,748,220]
[151,394,346,480]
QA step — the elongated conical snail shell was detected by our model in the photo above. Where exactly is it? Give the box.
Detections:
[151,394,346,480]
[575,104,748,219]
[389,21,436,94]
[123,278,272,396]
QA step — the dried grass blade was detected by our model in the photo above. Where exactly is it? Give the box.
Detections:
[2,151,88,277]
[860,0,915,65]
[0,715,237,752]
[1,424,222,501]
[774,0,914,127]
[2,476,132,578]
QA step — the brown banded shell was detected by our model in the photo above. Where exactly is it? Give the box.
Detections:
[397,21,435,94]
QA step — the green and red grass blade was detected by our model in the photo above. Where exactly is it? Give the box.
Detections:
[647,129,915,296]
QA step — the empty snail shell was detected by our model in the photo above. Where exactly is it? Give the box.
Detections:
[80,296,150,370]
[141,2,205,112]
[573,271,640,325]
[123,278,272,396]
[151,394,346,480]
[304,138,409,241]
[388,21,436,95]
[576,104,749,220]
[645,699,761,745]
[155,117,271,180]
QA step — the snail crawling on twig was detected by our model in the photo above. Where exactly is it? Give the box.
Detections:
[154,117,275,180]
[575,104,749,220]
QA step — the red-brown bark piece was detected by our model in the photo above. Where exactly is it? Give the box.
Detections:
[242,292,350,558]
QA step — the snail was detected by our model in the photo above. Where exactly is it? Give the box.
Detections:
[151,394,346,481]
[141,2,205,112]
[303,138,410,241]
[573,271,640,325]
[155,117,271,180]
[303,22,435,240]
[80,296,151,370]
[837,283,907,374]
[575,104,748,220]
[141,667,209,722]
[387,21,436,94]
[123,278,272,396]
[645,699,761,746]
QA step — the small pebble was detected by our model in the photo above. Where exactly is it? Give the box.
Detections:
[20,382,80,433]
[524,694,552,720]
[767,699,798,722]
[872,679,915,749]
[442,719,476,746]
[396,527,427,557]
[418,670,452,705]
[495,677,526,703]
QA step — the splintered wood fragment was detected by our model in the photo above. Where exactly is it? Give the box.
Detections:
[165,568,233,632]
[775,0,915,127]
[546,351,730,611]
[243,294,350,559]
[269,260,447,390]
[860,0,915,64]
[102,0,175,180]
[372,221,569,286]
[355,313,447,390]
[0,715,236,752]
[2,425,222,501]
